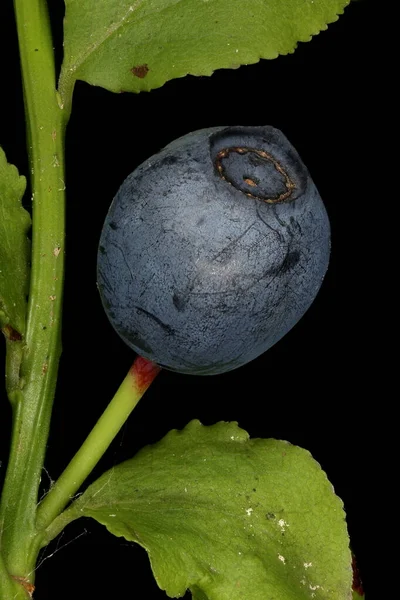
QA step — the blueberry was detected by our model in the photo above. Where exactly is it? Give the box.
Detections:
[97,126,330,375]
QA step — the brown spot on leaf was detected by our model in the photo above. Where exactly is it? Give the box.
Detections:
[130,64,149,78]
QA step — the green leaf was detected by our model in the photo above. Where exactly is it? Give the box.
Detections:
[0,147,30,337]
[70,420,352,599]
[59,0,350,106]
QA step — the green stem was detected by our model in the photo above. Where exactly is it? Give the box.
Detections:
[4,338,24,404]
[0,0,68,579]
[36,357,161,533]
[0,550,30,599]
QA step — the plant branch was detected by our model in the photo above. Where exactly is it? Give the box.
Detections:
[0,0,69,578]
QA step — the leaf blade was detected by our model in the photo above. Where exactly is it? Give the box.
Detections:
[71,420,352,600]
[0,147,30,336]
[59,0,351,103]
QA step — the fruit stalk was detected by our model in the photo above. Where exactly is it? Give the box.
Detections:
[0,0,67,583]
[36,356,161,533]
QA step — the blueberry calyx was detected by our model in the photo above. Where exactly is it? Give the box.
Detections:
[214,146,296,204]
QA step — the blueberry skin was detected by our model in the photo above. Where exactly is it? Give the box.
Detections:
[97,126,330,375]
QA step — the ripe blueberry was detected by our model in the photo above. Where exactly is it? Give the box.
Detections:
[97,126,330,375]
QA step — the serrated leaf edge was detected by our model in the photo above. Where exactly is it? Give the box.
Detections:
[59,0,351,100]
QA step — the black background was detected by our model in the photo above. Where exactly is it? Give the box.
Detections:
[1,1,377,598]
